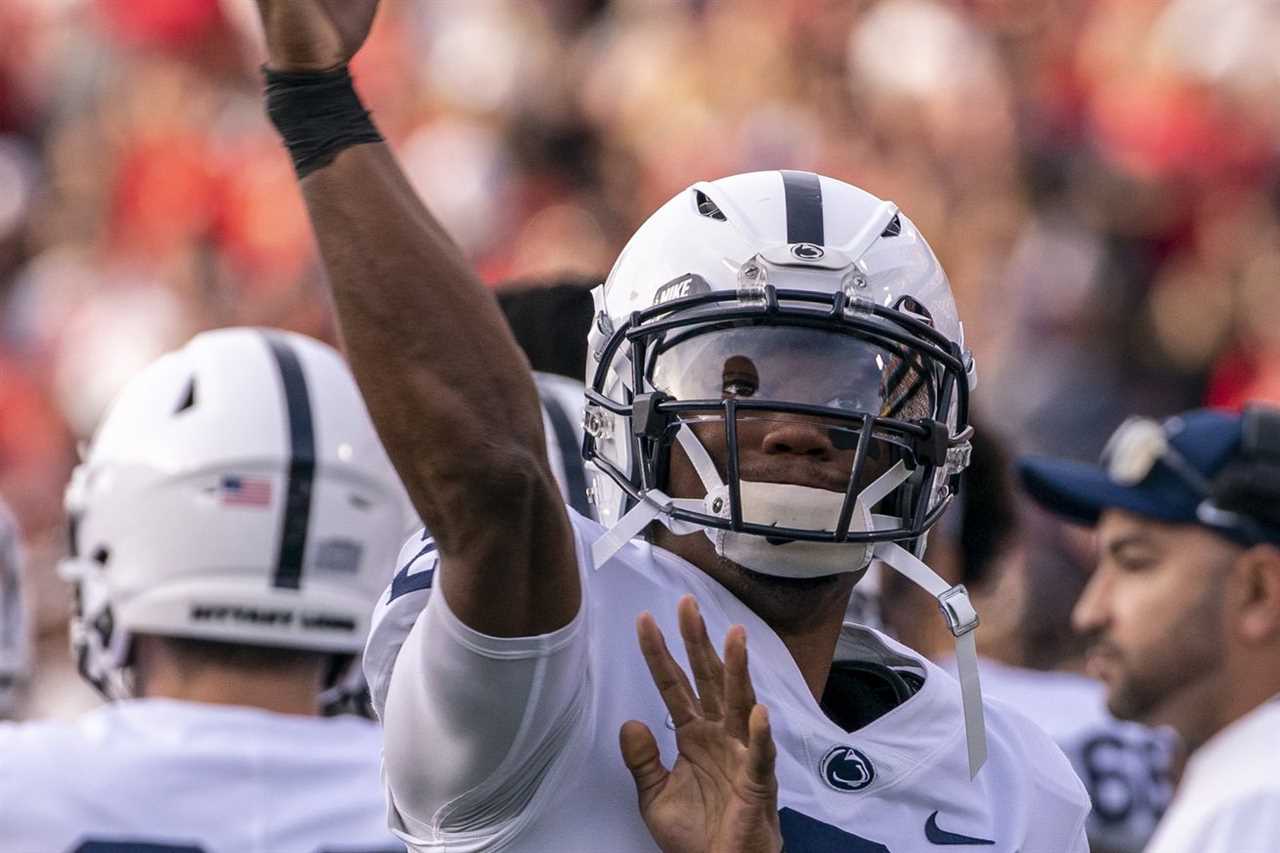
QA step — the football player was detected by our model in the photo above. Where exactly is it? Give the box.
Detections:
[252,2,1090,850]
[1020,406,1280,853]
[0,496,29,719]
[0,328,411,852]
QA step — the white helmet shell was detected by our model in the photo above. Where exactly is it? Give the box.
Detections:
[61,327,414,698]
[584,170,974,549]
[596,171,961,340]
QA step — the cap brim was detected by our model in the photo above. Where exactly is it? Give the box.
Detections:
[1016,456,1196,527]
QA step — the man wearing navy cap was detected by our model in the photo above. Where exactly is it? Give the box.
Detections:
[1019,406,1280,853]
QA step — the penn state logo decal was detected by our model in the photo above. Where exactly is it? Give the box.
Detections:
[790,242,825,261]
[820,746,875,792]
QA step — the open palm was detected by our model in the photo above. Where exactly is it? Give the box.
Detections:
[620,596,782,853]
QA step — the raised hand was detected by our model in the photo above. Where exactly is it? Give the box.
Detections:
[253,0,380,72]
[620,596,782,853]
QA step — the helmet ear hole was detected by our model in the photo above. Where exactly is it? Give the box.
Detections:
[92,546,110,566]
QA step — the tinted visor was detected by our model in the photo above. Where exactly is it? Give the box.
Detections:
[649,325,935,420]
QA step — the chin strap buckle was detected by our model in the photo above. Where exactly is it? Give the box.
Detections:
[938,584,979,638]
[874,542,988,779]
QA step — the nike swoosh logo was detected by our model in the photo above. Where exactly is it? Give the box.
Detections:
[925,811,995,846]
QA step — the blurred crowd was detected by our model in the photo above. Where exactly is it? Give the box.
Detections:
[2,0,1280,714]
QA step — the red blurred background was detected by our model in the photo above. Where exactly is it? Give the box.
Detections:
[2,0,1279,712]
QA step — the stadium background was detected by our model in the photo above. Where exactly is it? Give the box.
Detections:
[1,0,1279,715]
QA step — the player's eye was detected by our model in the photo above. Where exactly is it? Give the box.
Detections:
[721,355,759,399]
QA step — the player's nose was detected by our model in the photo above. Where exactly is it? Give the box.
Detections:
[761,417,835,458]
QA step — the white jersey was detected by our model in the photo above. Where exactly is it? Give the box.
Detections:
[1144,697,1280,853]
[0,698,401,853]
[367,509,1090,853]
[967,658,1175,853]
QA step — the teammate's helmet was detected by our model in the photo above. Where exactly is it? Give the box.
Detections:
[584,171,976,578]
[60,328,413,699]
[0,498,30,718]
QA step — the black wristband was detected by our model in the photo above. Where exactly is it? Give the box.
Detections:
[263,65,383,179]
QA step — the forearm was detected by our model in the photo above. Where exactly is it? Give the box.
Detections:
[300,142,539,501]
[295,141,578,634]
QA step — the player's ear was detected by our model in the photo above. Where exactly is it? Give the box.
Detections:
[1234,544,1280,644]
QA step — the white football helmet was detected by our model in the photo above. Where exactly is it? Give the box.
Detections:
[585,170,975,574]
[60,327,414,701]
[0,497,29,718]
[584,171,987,774]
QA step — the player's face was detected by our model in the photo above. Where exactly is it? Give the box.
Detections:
[1074,510,1235,728]
[653,325,928,502]
[650,326,930,621]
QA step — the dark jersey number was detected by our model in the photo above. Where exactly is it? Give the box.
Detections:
[388,539,437,602]
[1079,732,1173,826]
[779,807,891,852]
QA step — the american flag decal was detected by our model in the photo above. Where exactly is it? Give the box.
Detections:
[220,475,273,507]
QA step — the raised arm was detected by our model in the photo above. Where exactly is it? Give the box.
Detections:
[254,0,577,636]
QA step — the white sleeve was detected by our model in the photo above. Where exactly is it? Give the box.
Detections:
[1067,816,1091,853]
[1184,791,1280,853]
[381,555,590,844]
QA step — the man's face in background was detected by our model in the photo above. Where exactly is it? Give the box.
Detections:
[1074,510,1236,726]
